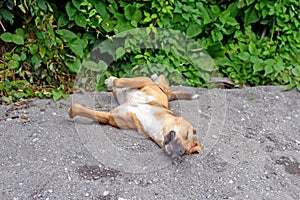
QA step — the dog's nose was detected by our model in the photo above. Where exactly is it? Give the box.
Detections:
[165,131,176,145]
[178,148,185,155]
[170,147,186,158]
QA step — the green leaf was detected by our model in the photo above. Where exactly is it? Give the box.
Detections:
[116,47,125,59]
[273,64,284,73]
[0,32,12,42]
[69,39,84,57]
[56,29,78,42]
[29,44,39,55]
[264,65,273,76]
[101,19,116,32]
[12,34,24,45]
[75,13,87,28]
[196,2,211,24]
[238,52,250,61]
[225,17,239,26]
[72,0,81,10]
[186,24,202,38]
[15,28,25,38]
[292,67,300,77]
[66,58,81,73]
[52,90,63,101]
[58,15,68,28]
[66,2,77,19]
[31,54,41,69]
[98,60,108,71]
[244,5,259,25]
[12,54,21,61]
[20,52,26,61]
[92,1,107,17]
[248,41,256,54]
[251,56,264,73]
[37,0,47,11]
[134,54,144,59]
[0,9,14,24]
[211,29,223,42]
[124,4,135,20]
[83,61,103,72]
[114,13,133,32]
[283,83,296,91]
[8,60,19,69]
[207,42,225,57]
[124,4,142,23]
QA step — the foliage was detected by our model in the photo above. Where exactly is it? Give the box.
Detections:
[168,0,300,90]
[0,0,299,103]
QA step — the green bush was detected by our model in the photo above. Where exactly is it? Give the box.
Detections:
[0,0,299,103]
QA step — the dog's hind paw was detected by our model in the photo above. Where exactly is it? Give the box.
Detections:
[105,76,116,90]
[68,104,81,118]
[68,107,76,118]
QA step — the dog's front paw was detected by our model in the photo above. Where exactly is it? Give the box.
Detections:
[105,76,116,90]
[150,73,158,81]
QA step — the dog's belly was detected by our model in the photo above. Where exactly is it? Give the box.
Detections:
[117,104,164,142]
[115,88,155,105]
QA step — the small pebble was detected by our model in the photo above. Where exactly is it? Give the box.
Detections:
[103,191,109,196]
[265,186,271,191]
[211,135,218,139]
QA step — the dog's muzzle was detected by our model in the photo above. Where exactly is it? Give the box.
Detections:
[164,131,185,158]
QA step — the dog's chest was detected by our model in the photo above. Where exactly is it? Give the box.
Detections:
[132,105,164,142]
[118,103,164,142]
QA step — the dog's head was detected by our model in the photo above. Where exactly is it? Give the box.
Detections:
[163,117,201,158]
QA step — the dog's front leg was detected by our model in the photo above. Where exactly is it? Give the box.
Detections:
[105,76,153,90]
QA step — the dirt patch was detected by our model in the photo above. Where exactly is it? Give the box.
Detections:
[276,156,300,176]
[76,165,120,181]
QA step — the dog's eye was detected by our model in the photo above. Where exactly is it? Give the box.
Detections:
[165,131,176,144]
[185,132,189,140]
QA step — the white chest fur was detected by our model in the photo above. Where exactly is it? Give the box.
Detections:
[130,104,164,142]
[114,88,164,142]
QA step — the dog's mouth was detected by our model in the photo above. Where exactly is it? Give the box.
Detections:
[164,131,185,158]
[165,142,185,158]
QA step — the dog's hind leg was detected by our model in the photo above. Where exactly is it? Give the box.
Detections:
[170,91,199,101]
[150,74,199,101]
[68,104,115,125]
[68,104,146,133]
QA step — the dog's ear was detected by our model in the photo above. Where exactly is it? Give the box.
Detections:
[193,128,197,135]
[187,140,201,154]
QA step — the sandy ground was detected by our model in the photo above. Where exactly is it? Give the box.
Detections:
[0,86,299,200]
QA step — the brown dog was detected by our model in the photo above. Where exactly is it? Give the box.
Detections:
[68,74,201,158]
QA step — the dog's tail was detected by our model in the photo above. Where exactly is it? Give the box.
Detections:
[169,91,199,101]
